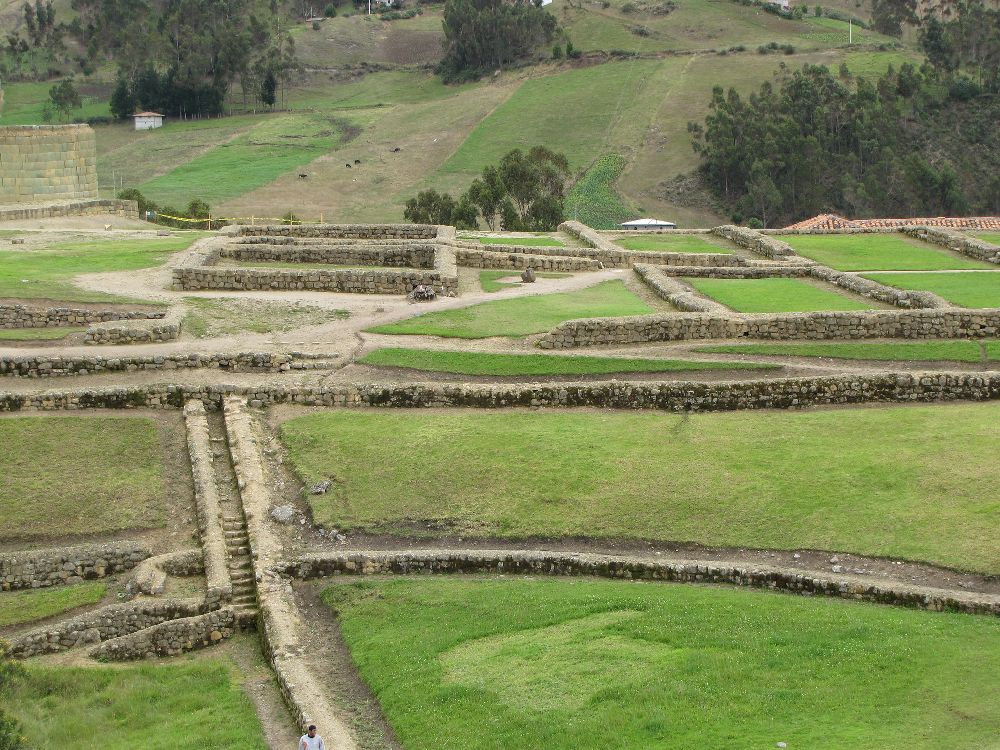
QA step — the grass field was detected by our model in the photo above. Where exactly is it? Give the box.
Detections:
[0,81,110,124]
[478,270,571,292]
[475,237,565,247]
[328,577,1000,750]
[684,277,874,312]
[0,235,202,303]
[778,233,991,271]
[0,582,106,628]
[695,340,1000,362]
[863,272,1000,308]
[183,298,346,338]
[0,417,166,540]
[282,405,1000,572]
[368,280,653,338]
[0,327,86,341]
[973,233,1000,246]
[5,661,268,749]
[616,234,733,253]
[358,348,777,376]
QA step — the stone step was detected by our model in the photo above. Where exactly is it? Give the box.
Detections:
[232,595,257,605]
[228,560,251,571]
[224,530,248,539]
[227,546,250,556]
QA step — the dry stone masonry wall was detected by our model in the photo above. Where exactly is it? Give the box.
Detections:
[712,225,795,258]
[0,303,165,330]
[236,223,441,239]
[905,227,1000,265]
[2,373,999,413]
[0,125,97,203]
[1,542,150,591]
[557,221,743,267]
[219,243,438,269]
[0,198,137,221]
[0,351,315,378]
[282,550,1000,617]
[633,265,730,313]
[455,247,600,272]
[89,608,237,660]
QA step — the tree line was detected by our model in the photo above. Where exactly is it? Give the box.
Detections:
[404,147,569,230]
[690,2,1000,226]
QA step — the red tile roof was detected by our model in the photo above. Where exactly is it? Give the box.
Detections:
[784,214,1000,231]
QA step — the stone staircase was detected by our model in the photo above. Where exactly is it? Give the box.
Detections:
[223,513,258,622]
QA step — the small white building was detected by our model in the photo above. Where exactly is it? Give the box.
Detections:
[132,112,164,131]
[619,218,677,230]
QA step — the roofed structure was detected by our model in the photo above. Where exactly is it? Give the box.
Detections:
[784,214,1000,231]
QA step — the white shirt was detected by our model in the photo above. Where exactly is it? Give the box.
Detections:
[299,734,324,750]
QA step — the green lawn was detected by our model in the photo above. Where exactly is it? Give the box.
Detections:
[0,236,202,303]
[368,280,653,338]
[5,661,268,750]
[0,417,167,540]
[684,277,874,312]
[0,582,106,628]
[616,234,733,253]
[328,577,1000,750]
[777,233,990,271]
[695,341,1000,363]
[282,405,1000,572]
[972,232,1000,246]
[0,327,87,341]
[0,81,110,124]
[475,236,565,247]
[862,272,1000,308]
[479,270,571,292]
[137,114,346,208]
[357,348,777,376]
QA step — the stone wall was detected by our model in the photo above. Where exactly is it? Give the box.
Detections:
[171,265,458,296]
[0,198,138,221]
[235,223,440,239]
[2,373,999,414]
[184,401,233,607]
[0,303,164,330]
[0,125,97,203]
[906,227,1000,265]
[633,265,730,313]
[9,599,207,657]
[89,608,237,660]
[130,549,203,597]
[1,542,150,591]
[0,352,311,378]
[454,248,601,272]
[556,222,742,267]
[282,550,999,616]
[218,243,437,269]
[808,265,951,309]
[83,314,182,345]
[538,308,1000,347]
[712,225,795,258]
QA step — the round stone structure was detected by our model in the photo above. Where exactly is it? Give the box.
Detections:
[0,124,98,204]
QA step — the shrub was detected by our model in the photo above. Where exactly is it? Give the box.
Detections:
[621,1,637,11]
[552,44,562,59]
[814,4,822,15]
[312,20,321,29]
[324,3,337,16]
[948,76,981,101]
[281,211,300,225]
[746,217,764,229]
[117,188,158,217]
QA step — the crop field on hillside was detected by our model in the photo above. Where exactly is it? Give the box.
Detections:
[778,233,991,271]
[684,277,874,312]
[357,348,775,376]
[368,280,654,338]
[0,416,167,540]
[0,235,200,302]
[5,661,268,749]
[696,340,1000,362]
[328,577,1000,750]
[281,404,1000,571]
[863,272,1000,308]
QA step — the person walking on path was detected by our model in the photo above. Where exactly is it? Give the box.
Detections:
[299,725,325,750]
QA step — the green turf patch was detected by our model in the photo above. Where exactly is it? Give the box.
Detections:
[972,232,1000,246]
[565,153,635,230]
[478,270,571,293]
[777,233,991,271]
[684,277,874,312]
[0,582,106,628]
[358,348,777,376]
[0,327,87,341]
[327,577,1000,750]
[138,114,346,207]
[0,236,202,303]
[282,405,1000,572]
[368,280,653,338]
[183,297,346,338]
[695,341,1000,363]
[862,272,1000,308]
[224,260,409,271]
[5,661,267,749]
[616,234,733,253]
[0,417,167,540]
[475,236,565,247]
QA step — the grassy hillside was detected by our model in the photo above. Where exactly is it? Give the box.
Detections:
[1,0,916,227]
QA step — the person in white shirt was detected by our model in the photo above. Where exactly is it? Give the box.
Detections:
[299,724,325,750]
